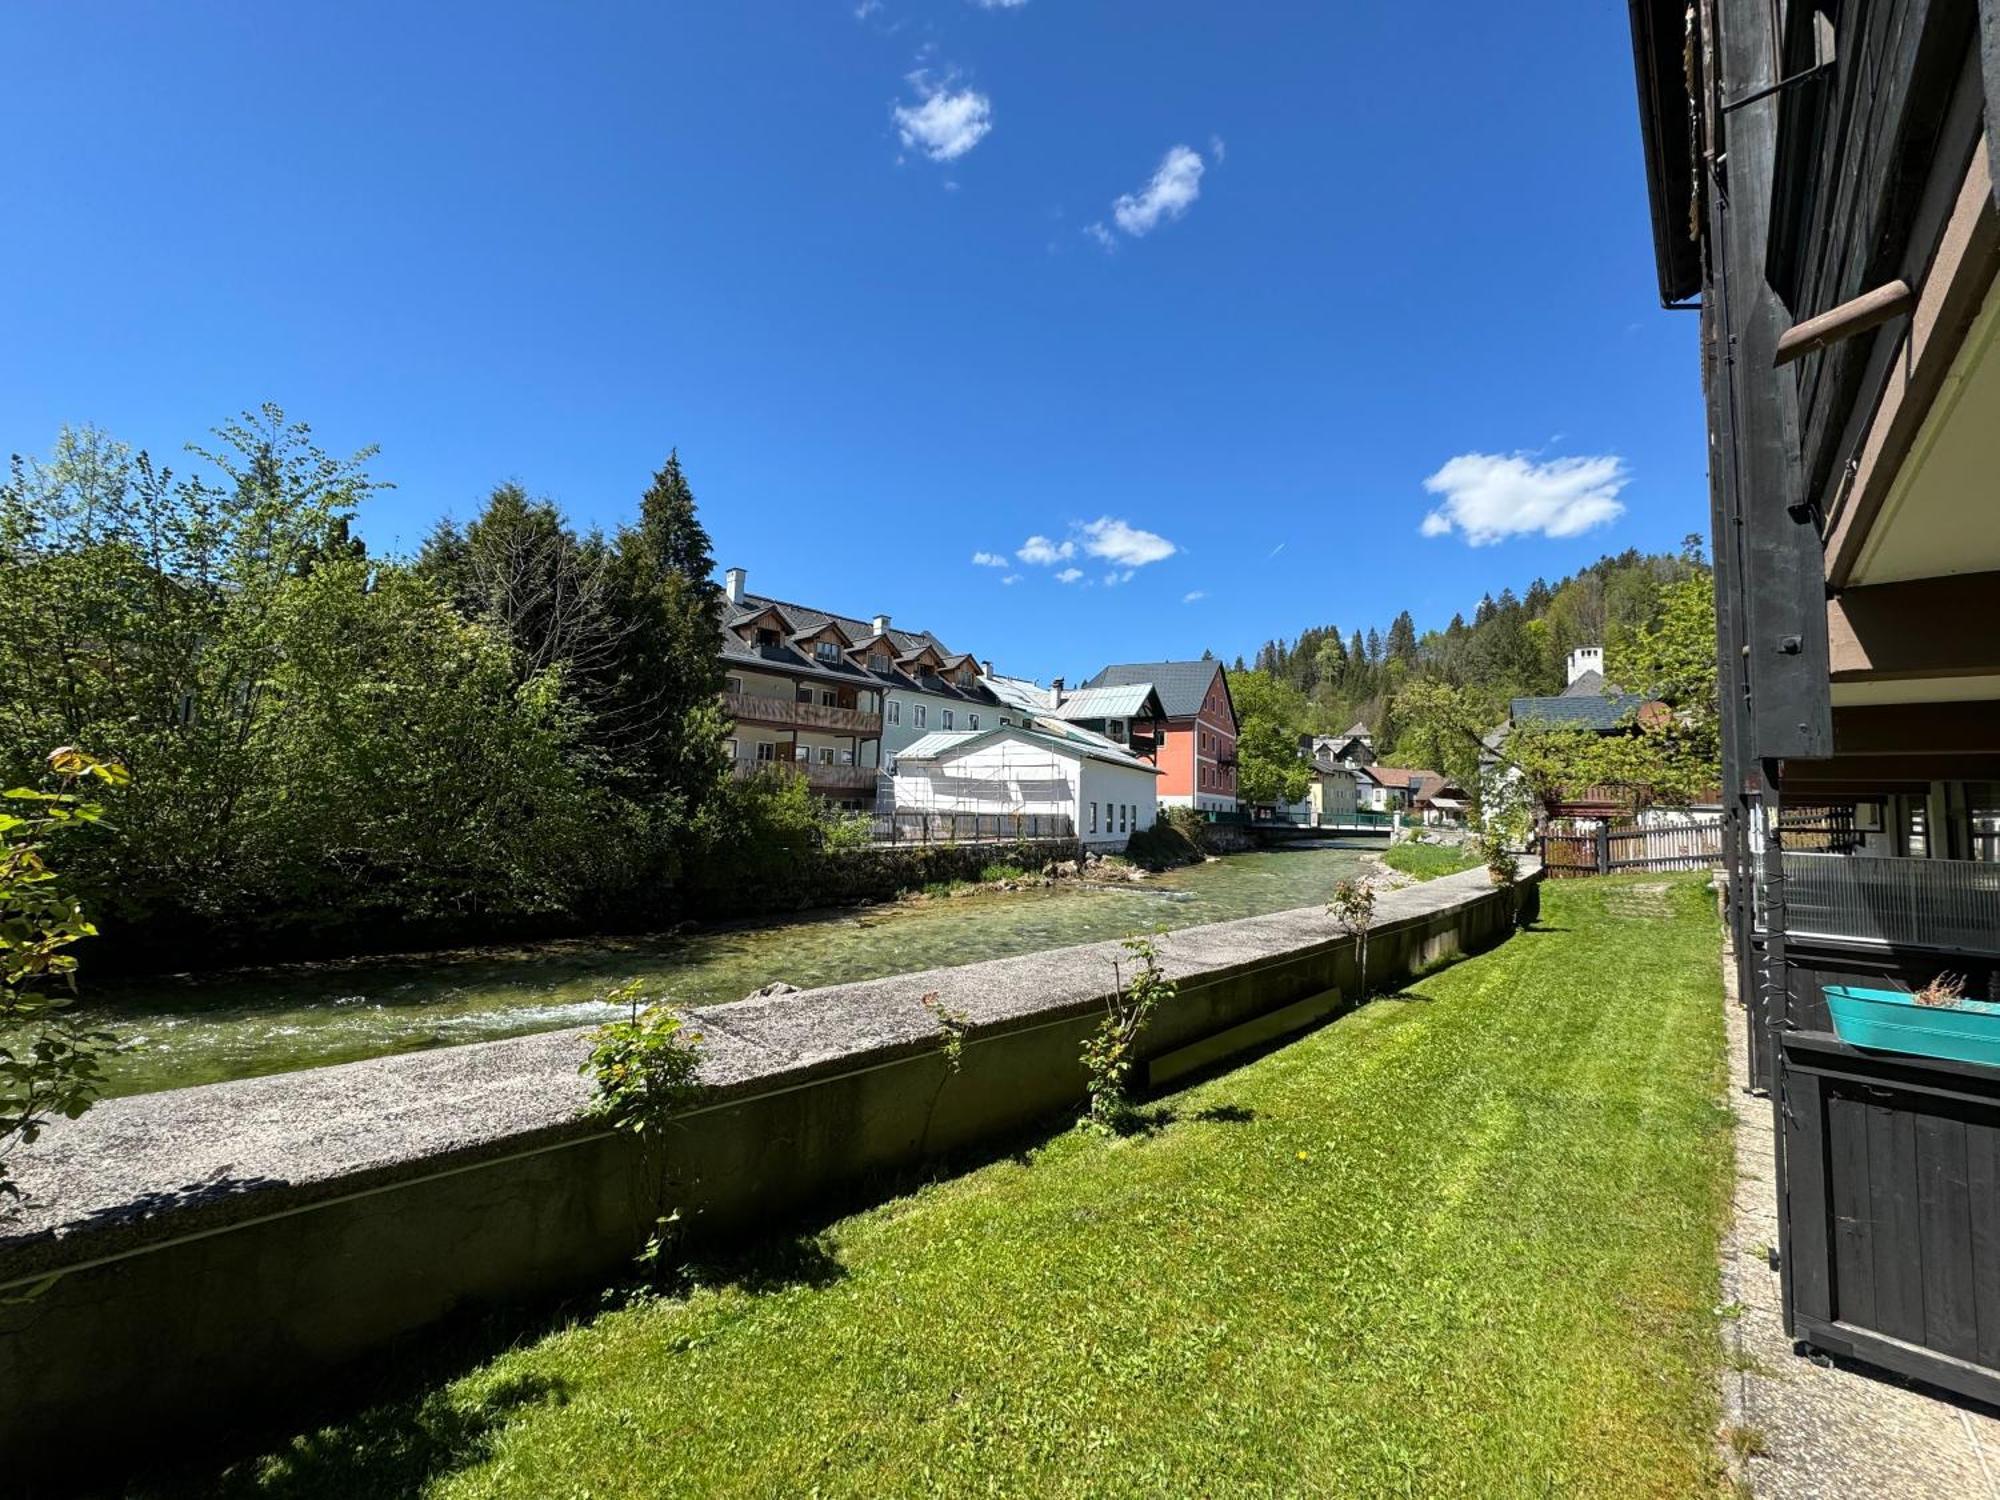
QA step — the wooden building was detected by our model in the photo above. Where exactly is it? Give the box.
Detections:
[1630,0,2000,1402]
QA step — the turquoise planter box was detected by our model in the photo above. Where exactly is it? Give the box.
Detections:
[1823,984,2000,1068]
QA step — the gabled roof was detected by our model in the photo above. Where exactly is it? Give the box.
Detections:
[719,590,997,704]
[1559,669,1607,699]
[1082,660,1229,721]
[1050,683,1163,722]
[1337,720,1373,740]
[982,673,1056,715]
[1357,764,1434,791]
[1509,693,1651,731]
[895,723,1161,774]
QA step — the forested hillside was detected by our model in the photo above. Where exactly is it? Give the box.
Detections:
[1232,538,1710,743]
[1222,541,1715,807]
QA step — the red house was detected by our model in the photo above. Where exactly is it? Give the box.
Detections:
[1079,660,1238,813]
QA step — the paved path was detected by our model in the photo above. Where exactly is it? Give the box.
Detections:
[1719,931,2000,1497]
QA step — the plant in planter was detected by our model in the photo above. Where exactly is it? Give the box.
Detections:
[1824,972,2000,1069]
[1081,933,1177,1135]
[1327,878,1377,997]
[583,980,705,1274]
[1913,973,1968,1008]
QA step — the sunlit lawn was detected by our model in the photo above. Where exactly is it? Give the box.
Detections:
[1380,838,1484,881]
[186,874,1731,1498]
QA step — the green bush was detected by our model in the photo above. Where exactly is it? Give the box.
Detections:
[1124,807,1210,871]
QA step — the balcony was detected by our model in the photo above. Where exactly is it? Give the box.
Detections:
[721,691,882,736]
[730,758,881,793]
[1779,852,2000,956]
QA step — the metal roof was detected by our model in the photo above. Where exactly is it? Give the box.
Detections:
[894,724,1161,774]
[1508,693,1650,731]
[1050,683,1161,722]
[1081,660,1227,721]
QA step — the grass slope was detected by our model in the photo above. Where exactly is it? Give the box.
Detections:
[1380,840,1483,881]
[201,876,1732,1499]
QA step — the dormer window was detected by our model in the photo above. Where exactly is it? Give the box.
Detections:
[869,652,890,674]
[815,641,839,663]
[756,628,780,647]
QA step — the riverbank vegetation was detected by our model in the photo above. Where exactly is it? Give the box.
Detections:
[0,411,858,971]
[1379,839,1481,882]
[1225,541,1717,808]
[181,875,1731,1497]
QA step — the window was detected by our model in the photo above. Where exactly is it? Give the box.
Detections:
[756,628,780,646]
[1000,715,1011,726]
[1090,801,1098,833]
[869,653,890,674]
[725,676,742,695]
[915,705,927,728]
[968,713,980,730]
[888,700,901,725]
[756,741,775,762]
[796,685,813,704]
[819,747,834,765]
[724,738,738,760]
[1108,719,1125,742]
[1905,798,1929,858]
[941,710,954,730]
[794,744,809,761]
[1118,804,1128,833]
[815,641,839,663]
[821,690,836,707]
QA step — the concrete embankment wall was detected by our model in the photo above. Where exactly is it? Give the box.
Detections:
[0,864,1539,1476]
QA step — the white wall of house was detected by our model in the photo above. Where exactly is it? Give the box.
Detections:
[891,733,1156,848]
[882,689,996,764]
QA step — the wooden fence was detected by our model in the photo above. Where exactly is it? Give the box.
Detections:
[1539,820,1724,878]
[868,811,1075,845]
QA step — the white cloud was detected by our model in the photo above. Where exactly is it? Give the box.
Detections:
[1183,590,1206,604]
[854,0,882,16]
[1084,221,1116,252]
[969,0,1028,7]
[1111,145,1205,236]
[893,80,993,163]
[971,550,1008,567]
[1208,133,1227,163]
[1419,452,1629,546]
[1017,534,1076,565]
[1103,569,1136,587]
[1080,516,1177,568]
[1266,541,1286,558]
[1054,566,1084,584]
[1001,573,1021,585]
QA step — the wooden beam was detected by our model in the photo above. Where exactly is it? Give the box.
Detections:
[1832,701,2000,755]
[1824,145,2000,586]
[1775,280,1915,365]
[1828,571,2000,680]
[1782,753,2000,787]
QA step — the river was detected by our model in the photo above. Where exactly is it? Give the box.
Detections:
[78,844,1373,1098]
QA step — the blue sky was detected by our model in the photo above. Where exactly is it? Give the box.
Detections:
[2,2,1701,680]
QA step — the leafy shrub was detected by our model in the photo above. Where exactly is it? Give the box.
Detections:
[1,749,128,1202]
[1327,878,1377,996]
[1123,807,1209,871]
[1081,933,1178,1134]
[583,979,705,1271]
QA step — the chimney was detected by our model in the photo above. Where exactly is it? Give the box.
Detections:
[1051,676,1065,705]
[872,613,891,636]
[982,659,994,678]
[725,567,746,606]
[1566,645,1604,687]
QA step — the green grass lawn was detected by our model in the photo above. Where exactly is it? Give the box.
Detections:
[1379,838,1484,881]
[194,875,1732,1499]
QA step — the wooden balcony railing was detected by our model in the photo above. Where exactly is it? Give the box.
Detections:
[721,691,882,736]
[731,759,881,792]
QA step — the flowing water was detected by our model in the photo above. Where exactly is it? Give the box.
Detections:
[78,844,1373,1098]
